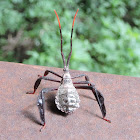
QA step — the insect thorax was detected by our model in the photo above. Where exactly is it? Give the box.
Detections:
[55,72,80,113]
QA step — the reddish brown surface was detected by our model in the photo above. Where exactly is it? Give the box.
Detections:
[0,61,140,140]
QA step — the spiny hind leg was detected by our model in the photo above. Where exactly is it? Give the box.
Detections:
[37,87,58,131]
[74,81,111,123]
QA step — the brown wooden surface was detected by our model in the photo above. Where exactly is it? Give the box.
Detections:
[0,61,140,140]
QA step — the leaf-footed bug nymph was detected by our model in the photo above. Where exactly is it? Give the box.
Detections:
[27,9,111,131]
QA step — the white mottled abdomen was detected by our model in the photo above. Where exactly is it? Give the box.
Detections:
[55,84,80,113]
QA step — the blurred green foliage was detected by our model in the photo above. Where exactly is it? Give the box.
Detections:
[0,0,140,77]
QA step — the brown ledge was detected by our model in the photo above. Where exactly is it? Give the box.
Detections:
[0,61,139,139]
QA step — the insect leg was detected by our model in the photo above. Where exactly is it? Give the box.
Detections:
[73,81,90,85]
[37,87,58,131]
[43,70,62,78]
[75,84,111,123]
[27,77,61,94]
[71,74,90,84]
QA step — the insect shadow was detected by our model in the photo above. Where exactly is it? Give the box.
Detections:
[23,92,98,125]
[22,104,42,125]
[45,92,68,117]
[23,92,68,126]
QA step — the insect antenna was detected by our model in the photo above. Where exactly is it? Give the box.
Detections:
[54,10,66,68]
[66,9,79,68]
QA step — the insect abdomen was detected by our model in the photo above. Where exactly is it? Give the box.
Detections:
[55,85,80,113]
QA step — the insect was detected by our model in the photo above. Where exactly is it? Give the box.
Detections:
[27,9,111,131]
